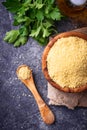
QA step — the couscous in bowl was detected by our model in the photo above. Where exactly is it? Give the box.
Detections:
[42,31,87,93]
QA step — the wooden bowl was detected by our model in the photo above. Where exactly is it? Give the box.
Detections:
[42,31,87,93]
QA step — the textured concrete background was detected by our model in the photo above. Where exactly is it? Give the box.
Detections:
[0,1,87,130]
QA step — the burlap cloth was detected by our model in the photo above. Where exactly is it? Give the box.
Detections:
[47,83,87,109]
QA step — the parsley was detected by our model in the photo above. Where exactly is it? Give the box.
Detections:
[2,0,64,47]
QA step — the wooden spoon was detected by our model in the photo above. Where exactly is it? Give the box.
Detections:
[16,65,55,125]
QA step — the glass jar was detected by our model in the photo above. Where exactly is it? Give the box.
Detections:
[56,0,87,24]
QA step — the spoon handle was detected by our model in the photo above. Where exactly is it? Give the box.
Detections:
[24,78,55,125]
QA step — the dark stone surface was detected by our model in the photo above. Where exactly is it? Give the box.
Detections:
[0,1,87,130]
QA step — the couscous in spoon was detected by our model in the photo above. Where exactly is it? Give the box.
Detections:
[16,65,55,125]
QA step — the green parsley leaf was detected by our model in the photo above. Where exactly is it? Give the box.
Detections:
[30,26,41,37]
[2,0,22,13]
[2,0,64,47]
[36,11,44,21]
[4,30,19,43]
[50,8,63,20]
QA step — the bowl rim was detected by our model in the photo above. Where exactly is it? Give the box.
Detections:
[42,31,87,93]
